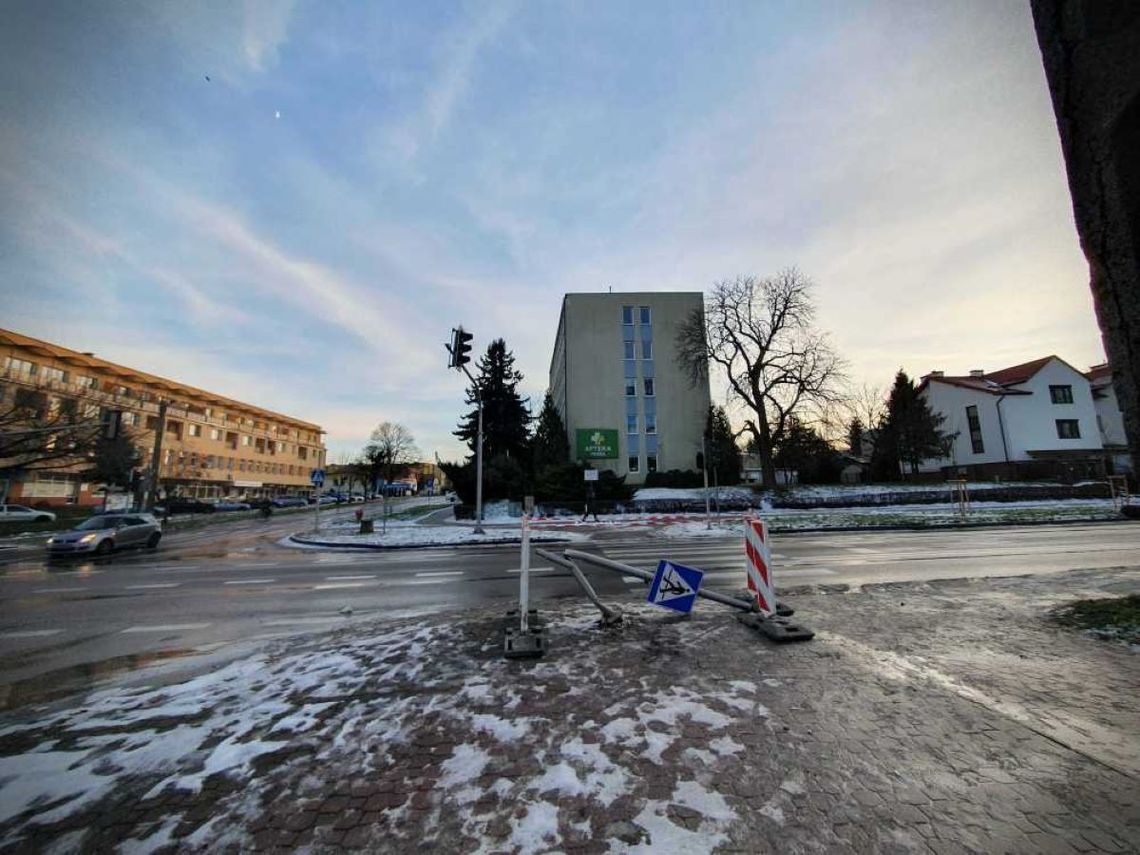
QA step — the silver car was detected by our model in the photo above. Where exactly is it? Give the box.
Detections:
[0,504,57,523]
[46,513,162,556]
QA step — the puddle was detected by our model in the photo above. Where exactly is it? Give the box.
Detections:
[0,648,198,711]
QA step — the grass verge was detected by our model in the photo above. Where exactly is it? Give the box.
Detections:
[1049,594,1140,644]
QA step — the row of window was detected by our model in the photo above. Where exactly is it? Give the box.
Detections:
[2,356,319,441]
[621,306,652,326]
[161,451,316,476]
[627,454,658,474]
[965,405,1081,456]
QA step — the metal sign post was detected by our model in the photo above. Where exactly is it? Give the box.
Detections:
[504,511,544,658]
[311,468,325,532]
[520,515,531,630]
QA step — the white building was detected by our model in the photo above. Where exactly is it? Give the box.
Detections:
[1086,363,1133,474]
[549,293,710,483]
[917,356,1109,479]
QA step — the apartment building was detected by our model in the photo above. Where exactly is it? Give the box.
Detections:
[548,293,710,484]
[0,328,326,506]
[916,355,1110,479]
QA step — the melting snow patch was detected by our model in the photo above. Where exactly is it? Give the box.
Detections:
[671,779,735,821]
[470,714,532,742]
[507,800,561,852]
[708,736,744,756]
[624,801,728,854]
[440,743,492,804]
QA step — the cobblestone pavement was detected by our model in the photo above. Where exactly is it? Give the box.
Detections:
[0,567,1137,854]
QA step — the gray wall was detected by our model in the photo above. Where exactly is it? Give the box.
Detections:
[550,292,710,484]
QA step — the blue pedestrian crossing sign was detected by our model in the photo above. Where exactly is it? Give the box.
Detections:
[310,468,325,486]
[647,560,704,614]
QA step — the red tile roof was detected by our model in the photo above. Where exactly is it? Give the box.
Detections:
[1085,363,1112,382]
[982,356,1055,385]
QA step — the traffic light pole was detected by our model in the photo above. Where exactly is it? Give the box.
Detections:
[448,327,484,534]
[145,399,168,512]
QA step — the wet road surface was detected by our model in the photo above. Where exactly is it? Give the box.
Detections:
[1,517,1137,707]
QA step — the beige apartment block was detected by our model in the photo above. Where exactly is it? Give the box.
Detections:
[549,292,711,484]
[0,328,326,506]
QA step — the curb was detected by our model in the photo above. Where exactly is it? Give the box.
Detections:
[287,533,573,550]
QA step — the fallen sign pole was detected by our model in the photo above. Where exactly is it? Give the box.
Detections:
[504,513,544,659]
[561,545,813,643]
[534,547,622,626]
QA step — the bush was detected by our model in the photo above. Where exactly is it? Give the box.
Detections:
[643,469,704,489]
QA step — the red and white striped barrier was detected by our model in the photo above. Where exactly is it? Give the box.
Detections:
[744,517,776,616]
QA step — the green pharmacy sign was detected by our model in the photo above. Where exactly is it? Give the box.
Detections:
[576,428,619,460]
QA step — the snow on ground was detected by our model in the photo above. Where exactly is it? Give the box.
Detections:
[0,604,768,852]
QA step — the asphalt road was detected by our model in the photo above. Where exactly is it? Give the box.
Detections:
[1,514,1138,709]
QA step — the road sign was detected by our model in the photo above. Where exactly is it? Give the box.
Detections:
[647,560,704,614]
[583,469,599,482]
[310,468,325,486]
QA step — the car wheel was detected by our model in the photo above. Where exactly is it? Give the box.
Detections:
[147,532,162,549]
[36,514,52,522]
[95,539,114,556]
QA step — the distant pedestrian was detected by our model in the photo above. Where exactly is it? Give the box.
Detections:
[581,484,599,522]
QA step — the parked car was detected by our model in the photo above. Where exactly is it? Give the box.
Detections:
[156,499,215,515]
[214,500,252,512]
[316,495,338,505]
[0,504,57,523]
[46,513,162,556]
[271,497,308,508]
[349,493,366,503]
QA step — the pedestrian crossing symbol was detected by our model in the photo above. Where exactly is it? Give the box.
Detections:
[647,560,704,614]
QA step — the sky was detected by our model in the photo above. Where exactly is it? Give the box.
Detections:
[0,0,1105,462]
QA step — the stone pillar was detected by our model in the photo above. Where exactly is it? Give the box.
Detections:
[1031,1,1140,479]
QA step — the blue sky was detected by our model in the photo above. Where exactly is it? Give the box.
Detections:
[0,1,1103,461]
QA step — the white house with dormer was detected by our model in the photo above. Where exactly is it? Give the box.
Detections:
[916,356,1109,479]
[1086,363,1133,474]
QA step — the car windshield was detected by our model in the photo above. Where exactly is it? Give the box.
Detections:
[75,517,117,531]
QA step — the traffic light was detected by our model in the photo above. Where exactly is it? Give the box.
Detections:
[449,327,474,368]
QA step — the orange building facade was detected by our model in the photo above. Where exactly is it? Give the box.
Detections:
[1,328,326,507]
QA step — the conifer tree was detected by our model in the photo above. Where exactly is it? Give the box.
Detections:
[704,405,741,485]
[454,339,531,461]
[531,393,569,471]
[847,417,864,456]
[874,370,955,478]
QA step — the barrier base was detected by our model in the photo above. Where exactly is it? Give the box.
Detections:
[737,612,815,643]
[775,600,795,617]
[504,610,545,659]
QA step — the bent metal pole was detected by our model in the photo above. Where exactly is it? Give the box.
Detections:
[561,549,757,613]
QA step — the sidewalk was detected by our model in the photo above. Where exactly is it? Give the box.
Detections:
[1,567,1137,853]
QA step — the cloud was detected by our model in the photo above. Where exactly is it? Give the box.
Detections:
[242,0,297,71]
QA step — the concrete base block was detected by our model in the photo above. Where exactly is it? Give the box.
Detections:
[737,612,815,643]
[504,627,545,658]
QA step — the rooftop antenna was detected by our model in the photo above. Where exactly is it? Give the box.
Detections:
[608,284,612,293]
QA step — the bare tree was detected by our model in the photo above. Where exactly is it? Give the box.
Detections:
[0,391,107,499]
[362,422,420,532]
[815,381,887,449]
[676,269,846,486]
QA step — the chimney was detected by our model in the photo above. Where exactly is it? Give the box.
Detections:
[929,370,944,378]
[969,369,984,378]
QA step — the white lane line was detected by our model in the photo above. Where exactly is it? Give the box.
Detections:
[125,583,181,589]
[239,562,278,568]
[31,587,85,594]
[390,578,459,586]
[705,567,837,579]
[313,582,374,590]
[325,574,377,581]
[224,578,277,586]
[414,571,464,578]
[507,566,554,574]
[263,617,347,627]
[121,623,211,634]
[0,629,64,638]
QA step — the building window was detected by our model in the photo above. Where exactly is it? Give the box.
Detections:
[641,339,652,360]
[242,435,252,446]
[966,406,984,454]
[644,378,654,397]
[42,366,67,383]
[623,341,635,360]
[5,357,37,377]
[628,455,640,473]
[622,306,633,325]
[638,306,651,325]
[624,360,636,379]
[644,412,656,434]
[627,414,638,434]
[1049,385,1073,404]
[1056,419,1080,439]
[625,380,636,396]
[209,428,221,440]
[647,454,658,473]
[187,424,202,437]
[122,411,139,427]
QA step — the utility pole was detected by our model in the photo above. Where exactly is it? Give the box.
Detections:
[145,399,168,511]
[702,434,711,530]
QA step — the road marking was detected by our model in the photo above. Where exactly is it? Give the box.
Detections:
[325,574,377,581]
[224,578,276,585]
[414,571,464,578]
[239,562,277,568]
[121,623,211,634]
[313,582,374,590]
[263,617,347,626]
[0,629,64,638]
[507,565,553,574]
[31,587,85,594]
[125,583,181,589]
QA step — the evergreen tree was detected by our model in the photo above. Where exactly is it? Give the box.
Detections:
[847,417,864,457]
[454,339,531,461]
[88,432,143,489]
[774,417,840,484]
[875,370,955,477]
[531,393,569,471]
[704,405,741,485]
